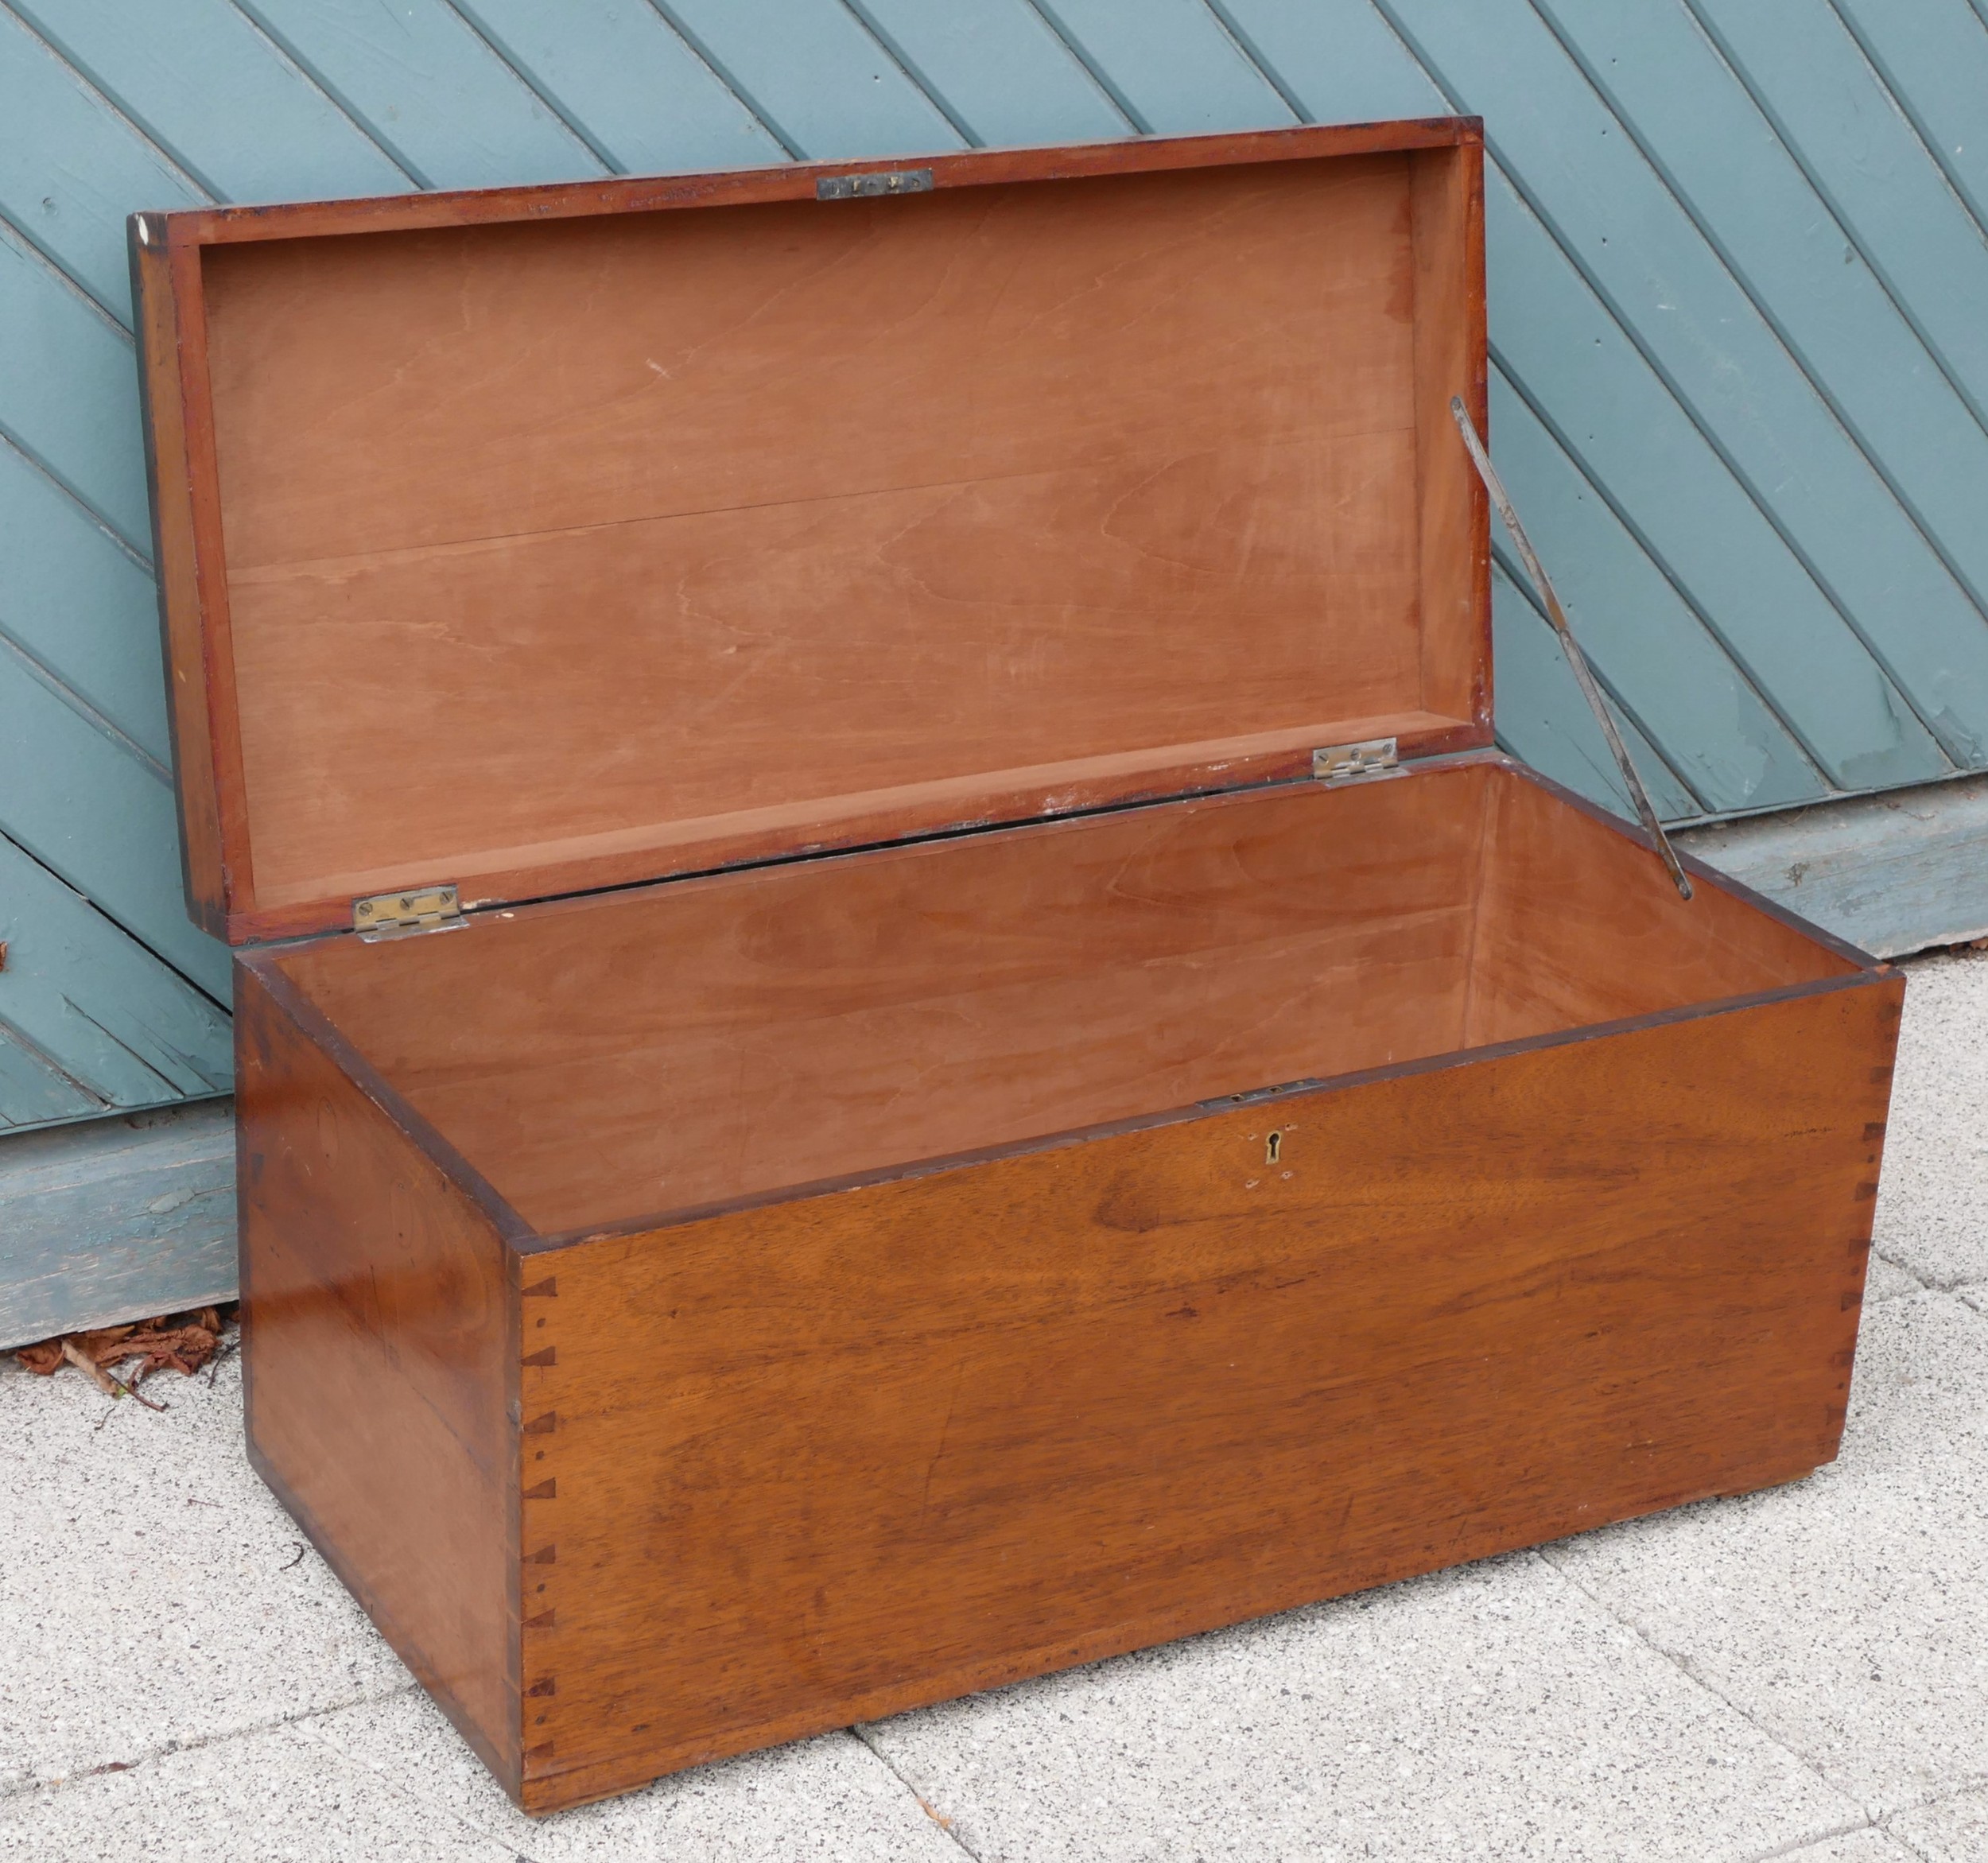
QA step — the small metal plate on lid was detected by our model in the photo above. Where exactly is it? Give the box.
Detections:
[817,169,934,200]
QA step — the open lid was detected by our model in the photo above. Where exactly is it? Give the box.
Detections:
[133,119,1489,945]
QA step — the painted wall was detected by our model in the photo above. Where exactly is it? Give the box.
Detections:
[5,0,1988,1129]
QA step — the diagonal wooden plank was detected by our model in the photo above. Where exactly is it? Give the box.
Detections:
[1487,368,1825,816]
[1206,0,1441,123]
[1832,0,1988,240]
[1491,560,1702,823]
[234,0,607,188]
[0,1030,101,1128]
[1028,0,1294,134]
[0,437,167,765]
[1481,167,1947,794]
[12,0,414,201]
[1536,0,1988,763]
[451,0,786,174]
[0,828,231,1117]
[0,7,204,323]
[1368,0,1955,792]
[0,649,231,1002]
[0,219,148,550]
[848,0,1130,146]
[1697,0,1988,430]
[1202,0,1924,806]
[651,0,965,159]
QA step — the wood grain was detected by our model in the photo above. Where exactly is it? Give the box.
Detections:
[1409,138,1491,732]
[203,158,1423,569]
[284,770,1487,1233]
[282,762,1859,1239]
[201,153,1432,917]
[234,958,521,1795]
[216,710,1479,947]
[129,219,226,934]
[135,124,1494,941]
[510,973,1899,1811]
[1464,767,1856,1046]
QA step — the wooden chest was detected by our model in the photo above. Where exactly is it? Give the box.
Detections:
[132,119,1901,1814]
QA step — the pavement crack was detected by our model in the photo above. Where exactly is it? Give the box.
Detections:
[289,1706,551,1863]
[846,1725,987,1861]
[1880,1824,1936,1862]
[1873,1248,1934,1295]
[10,1681,424,1801]
[1730,1816,1877,1861]
[1528,1545,1874,1840]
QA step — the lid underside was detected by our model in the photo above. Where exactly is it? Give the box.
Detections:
[178,129,1489,939]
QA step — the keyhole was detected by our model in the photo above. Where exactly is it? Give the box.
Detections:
[1265,1131,1282,1165]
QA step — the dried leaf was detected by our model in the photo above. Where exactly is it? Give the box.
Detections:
[74,1325,136,1363]
[14,1304,239,1385]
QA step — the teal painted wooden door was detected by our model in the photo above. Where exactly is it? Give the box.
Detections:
[5,0,1986,1128]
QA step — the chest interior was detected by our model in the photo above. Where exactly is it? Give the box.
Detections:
[267,759,1853,1240]
[156,122,1858,1240]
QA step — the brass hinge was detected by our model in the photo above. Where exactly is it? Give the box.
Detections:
[352,884,465,941]
[1311,737,1399,783]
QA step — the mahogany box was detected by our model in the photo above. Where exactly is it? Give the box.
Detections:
[130,118,1901,1813]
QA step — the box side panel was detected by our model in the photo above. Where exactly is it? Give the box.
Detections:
[1463,763,1860,1046]
[235,959,518,1795]
[1411,138,1490,737]
[518,974,1900,1811]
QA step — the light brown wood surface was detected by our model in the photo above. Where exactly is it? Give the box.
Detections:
[137,126,1493,939]
[235,961,520,1795]
[508,976,1898,1811]
[284,762,1855,1238]
[1409,139,1490,729]
[1460,768,1857,1044]
[131,232,234,933]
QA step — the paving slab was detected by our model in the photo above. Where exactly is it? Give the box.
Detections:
[302,1688,963,1861]
[1870,949,1988,1291]
[0,1351,409,1791]
[1887,1782,1988,1860]
[862,1551,1862,1863]
[1544,1293,1988,1818]
[0,1714,521,1863]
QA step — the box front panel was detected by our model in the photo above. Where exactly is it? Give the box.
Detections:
[511,975,1897,1811]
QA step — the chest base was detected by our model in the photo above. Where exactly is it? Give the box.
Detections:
[232,759,1899,1813]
